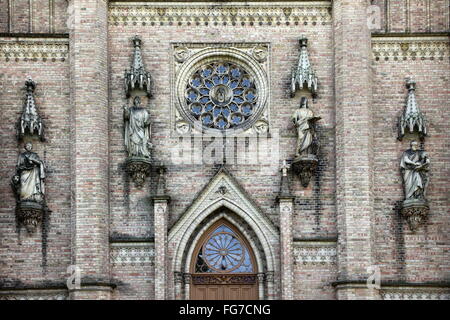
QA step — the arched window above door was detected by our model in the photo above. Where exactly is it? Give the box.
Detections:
[194,223,254,274]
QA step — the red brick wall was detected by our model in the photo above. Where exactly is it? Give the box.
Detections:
[0,0,68,34]
[0,57,71,288]
[372,0,449,33]
[0,1,448,300]
[373,56,450,283]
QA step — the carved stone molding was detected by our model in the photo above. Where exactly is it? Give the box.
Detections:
[398,79,427,141]
[372,37,449,62]
[0,292,67,300]
[0,38,69,62]
[291,36,318,98]
[183,273,192,285]
[18,77,44,141]
[110,243,155,266]
[155,202,168,215]
[192,274,257,285]
[109,2,332,27]
[174,271,183,284]
[124,35,152,98]
[400,200,429,232]
[291,155,319,188]
[265,271,274,283]
[381,289,450,300]
[125,157,152,188]
[16,201,44,234]
[293,242,336,265]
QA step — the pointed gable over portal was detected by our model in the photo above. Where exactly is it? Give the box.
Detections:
[168,166,279,276]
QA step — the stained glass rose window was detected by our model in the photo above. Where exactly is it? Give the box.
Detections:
[195,224,254,273]
[186,62,258,130]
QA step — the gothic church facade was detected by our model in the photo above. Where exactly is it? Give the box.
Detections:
[0,0,449,300]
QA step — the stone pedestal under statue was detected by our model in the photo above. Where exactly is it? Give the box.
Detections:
[125,156,152,188]
[291,154,319,188]
[16,200,44,233]
[400,199,429,232]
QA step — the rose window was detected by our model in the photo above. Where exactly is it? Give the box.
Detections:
[186,62,258,130]
[195,224,253,273]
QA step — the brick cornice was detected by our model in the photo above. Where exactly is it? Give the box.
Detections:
[0,37,69,61]
[0,33,69,39]
[372,35,449,62]
[109,1,332,27]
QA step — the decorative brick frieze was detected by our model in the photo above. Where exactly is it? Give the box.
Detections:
[293,242,336,265]
[381,289,450,300]
[0,38,69,61]
[372,36,449,62]
[0,290,67,300]
[109,2,332,27]
[110,243,155,266]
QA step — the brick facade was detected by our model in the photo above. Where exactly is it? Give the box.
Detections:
[0,0,448,300]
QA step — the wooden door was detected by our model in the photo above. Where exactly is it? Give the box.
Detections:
[190,219,259,300]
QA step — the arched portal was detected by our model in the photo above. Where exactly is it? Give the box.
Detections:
[189,218,258,300]
[168,167,279,300]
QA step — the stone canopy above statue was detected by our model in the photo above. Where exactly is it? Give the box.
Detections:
[291,36,318,98]
[124,35,153,98]
[17,77,44,141]
[398,79,427,141]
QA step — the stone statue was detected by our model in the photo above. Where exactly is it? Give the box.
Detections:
[399,140,430,231]
[11,142,47,233]
[123,96,152,159]
[291,97,322,188]
[12,142,46,204]
[292,97,321,158]
[400,141,430,201]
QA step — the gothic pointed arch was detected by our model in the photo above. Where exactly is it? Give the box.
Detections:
[187,218,259,299]
[168,167,279,299]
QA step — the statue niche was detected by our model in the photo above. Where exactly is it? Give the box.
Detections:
[399,140,430,231]
[123,96,152,187]
[291,97,321,187]
[123,35,153,188]
[11,142,47,233]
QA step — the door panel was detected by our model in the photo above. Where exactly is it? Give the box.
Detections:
[189,219,259,300]
[191,284,258,300]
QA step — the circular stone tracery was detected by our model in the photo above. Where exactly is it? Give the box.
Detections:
[186,62,258,130]
[203,231,245,272]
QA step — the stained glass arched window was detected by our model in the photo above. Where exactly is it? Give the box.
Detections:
[186,62,258,130]
[195,224,254,273]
